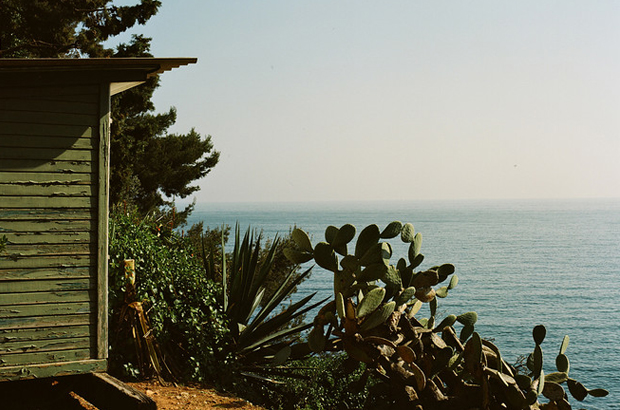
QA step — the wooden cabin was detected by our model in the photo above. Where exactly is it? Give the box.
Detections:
[0,58,195,382]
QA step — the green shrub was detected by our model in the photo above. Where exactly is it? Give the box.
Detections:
[108,208,230,382]
[245,352,372,410]
[107,211,319,391]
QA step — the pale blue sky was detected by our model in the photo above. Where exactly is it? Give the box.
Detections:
[110,1,620,203]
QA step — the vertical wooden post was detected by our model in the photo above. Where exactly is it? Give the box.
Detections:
[123,259,137,304]
[123,259,136,286]
[97,82,111,361]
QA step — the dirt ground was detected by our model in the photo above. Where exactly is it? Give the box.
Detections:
[0,376,266,410]
[127,380,266,410]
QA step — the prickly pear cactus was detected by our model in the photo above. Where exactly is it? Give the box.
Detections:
[519,326,609,409]
[286,222,609,410]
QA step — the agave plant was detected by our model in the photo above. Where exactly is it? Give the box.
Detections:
[206,225,327,382]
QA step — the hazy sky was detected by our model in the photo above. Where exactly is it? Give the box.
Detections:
[110,1,620,203]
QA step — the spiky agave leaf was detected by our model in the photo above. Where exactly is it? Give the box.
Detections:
[219,225,320,368]
[238,292,328,354]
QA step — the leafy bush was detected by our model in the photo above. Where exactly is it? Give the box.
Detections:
[108,210,322,393]
[247,352,372,410]
[108,208,230,382]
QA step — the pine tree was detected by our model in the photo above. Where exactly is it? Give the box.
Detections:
[0,0,160,58]
[0,1,219,218]
[108,35,219,216]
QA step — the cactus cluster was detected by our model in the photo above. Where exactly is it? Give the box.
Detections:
[515,325,609,409]
[285,222,608,410]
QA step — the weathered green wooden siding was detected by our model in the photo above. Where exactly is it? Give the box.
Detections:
[0,83,106,380]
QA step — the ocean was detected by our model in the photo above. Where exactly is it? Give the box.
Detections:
[187,198,620,409]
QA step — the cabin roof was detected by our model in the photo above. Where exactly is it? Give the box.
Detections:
[0,57,196,73]
[0,57,197,94]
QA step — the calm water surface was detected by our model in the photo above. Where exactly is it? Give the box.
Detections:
[188,198,620,409]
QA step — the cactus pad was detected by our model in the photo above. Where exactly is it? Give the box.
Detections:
[556,353,570,374]
[400,223,415,242]
[314,242,338,272]
[355,224,380,258]
[567,378,588,401]
[448,274,459,290]
[336,292,346,319]
[559,335,569,355]
[356,287,386,318]
[380,221,402,239]
[335,224,356,243]
[358,263,387,282]
[395,286,416,306]
[456,311,478,327]
[291,228,313,252]
[533,324,546,345]
[360,301,395,331]
[325,225,338,244]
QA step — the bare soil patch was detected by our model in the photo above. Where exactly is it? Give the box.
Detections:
[127,380,266,410]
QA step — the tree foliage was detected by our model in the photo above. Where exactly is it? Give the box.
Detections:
[0,0,160,58]
[0,1,219,216]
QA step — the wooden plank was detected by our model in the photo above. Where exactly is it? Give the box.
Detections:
[0,184,93,197]
[0,359,106,382]
[0,302,91,318]
[0,279,94,294]
[0,196,92,208]
[0,147,94,161]
[0,324,92,343]
[0,255,92,269]
[0,266,92,280]
[0,290,92,307]
[97,82,110,360]
[0,172,92,184]
[0,159,92,173]
[0,84,99,100]
[9,93,96,103]
[0,135,94,149]
[0,313,92,330]
[0,99,98,116]
[1,243,93,257]
[0,336,91,354]
[0,208,94,221]
[0,110,97,127]
[0,348,91,366]
[0,122,93,137]
[61,373,157,410]
[0,220,92,233]
[1,232,93,245]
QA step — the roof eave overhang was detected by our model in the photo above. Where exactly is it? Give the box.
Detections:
[0,58,197,92]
